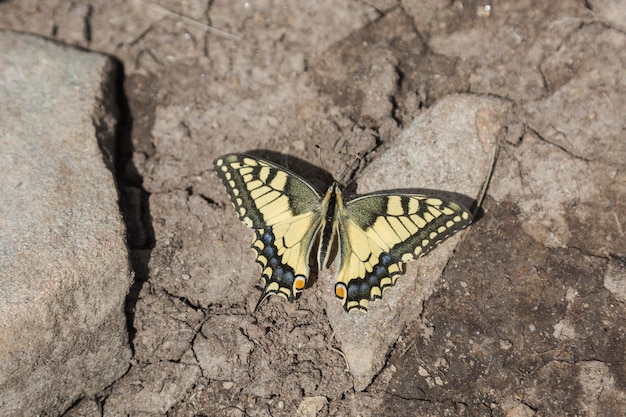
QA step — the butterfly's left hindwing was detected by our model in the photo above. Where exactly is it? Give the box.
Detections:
[214,154,324,307]
[334,194,472,312]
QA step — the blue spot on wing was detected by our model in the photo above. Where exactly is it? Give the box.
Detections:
[259,229,274,244]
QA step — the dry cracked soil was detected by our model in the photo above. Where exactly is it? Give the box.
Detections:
[1,1,625,416]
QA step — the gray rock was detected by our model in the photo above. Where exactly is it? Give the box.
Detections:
[296,395,328,417]
[0,31,131,416]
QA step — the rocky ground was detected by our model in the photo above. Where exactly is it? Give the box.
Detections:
[1,1,625,416]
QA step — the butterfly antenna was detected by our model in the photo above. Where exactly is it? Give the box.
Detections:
[315,145,325,170]
[339,152,363,187]
[315,145,334,184]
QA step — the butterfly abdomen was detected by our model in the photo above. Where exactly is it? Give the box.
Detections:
[317,183,342,270]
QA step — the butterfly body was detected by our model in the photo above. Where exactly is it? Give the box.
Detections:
[214,154,472,312]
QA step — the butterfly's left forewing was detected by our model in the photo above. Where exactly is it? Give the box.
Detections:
[214,154,324,307]
[334,194,472,312]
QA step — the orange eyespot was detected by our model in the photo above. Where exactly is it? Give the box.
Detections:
[294,276,306,290]
[335,283,347,300]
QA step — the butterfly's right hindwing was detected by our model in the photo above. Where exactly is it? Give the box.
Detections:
[213,154,324,307]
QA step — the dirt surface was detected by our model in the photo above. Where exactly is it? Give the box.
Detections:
[2,1,625,416]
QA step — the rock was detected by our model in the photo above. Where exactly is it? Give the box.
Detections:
[506,403,536,417]
[296,396,328,417]
[0,31,131,416]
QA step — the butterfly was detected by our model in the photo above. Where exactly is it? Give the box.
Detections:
[214,154,472,312]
